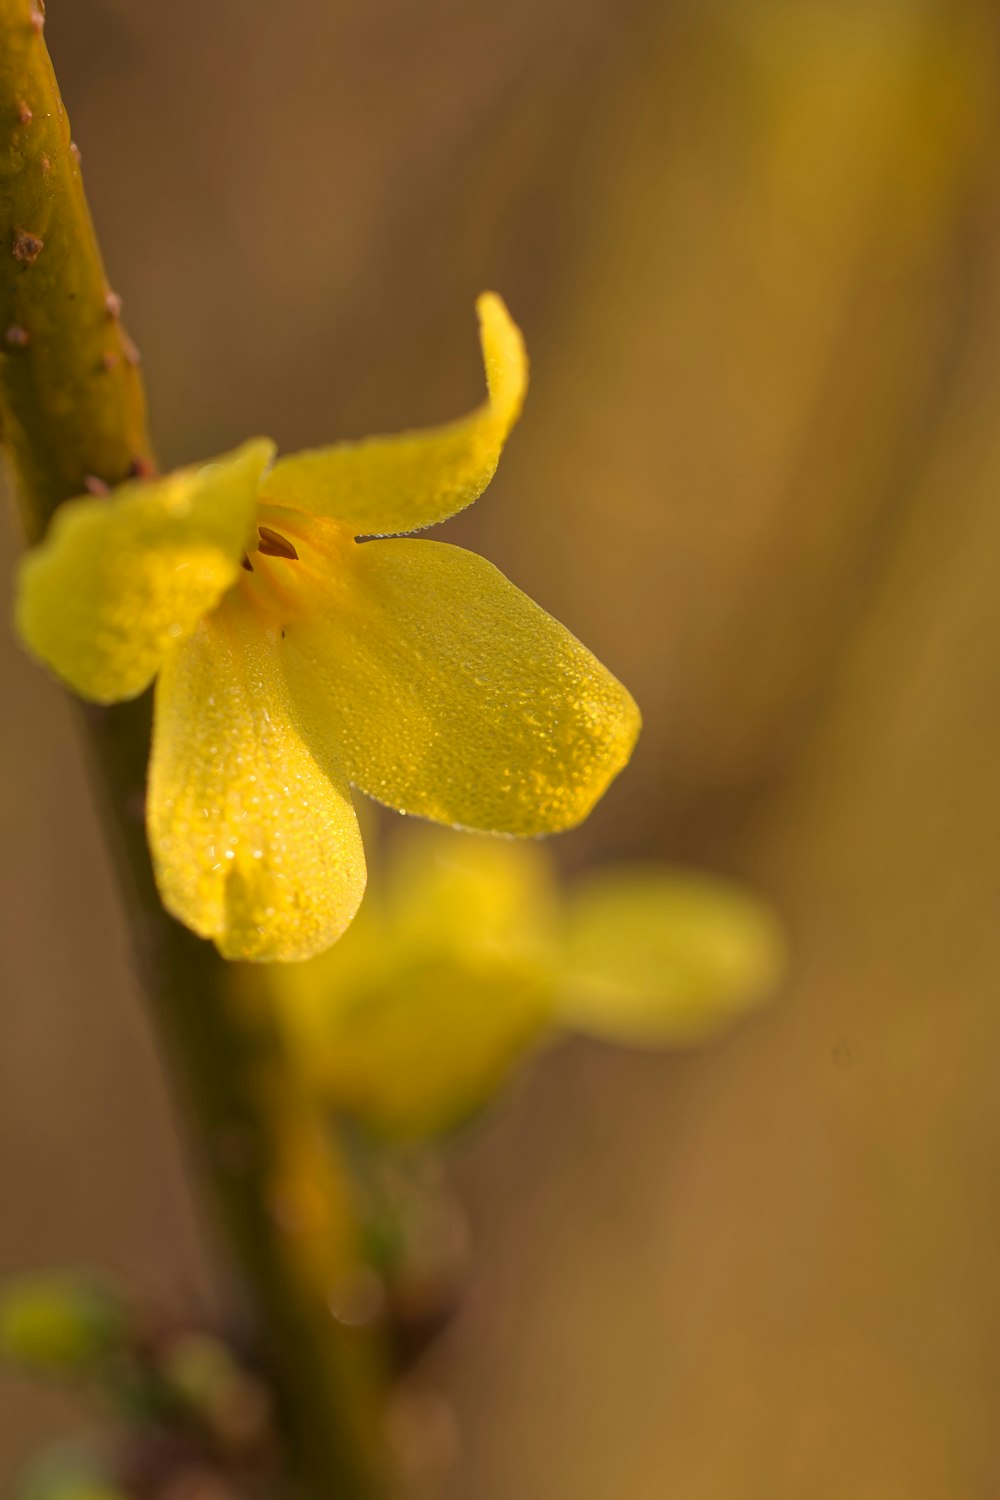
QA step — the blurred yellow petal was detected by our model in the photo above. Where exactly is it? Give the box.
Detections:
[15,440,274,704]
[384,826,558,954]
[556,864,786,1045]
[305,957,554,1139]
[148,594,366,962]
[278,535,641,835]
[273,829,560,1137]
[262,293,527,536]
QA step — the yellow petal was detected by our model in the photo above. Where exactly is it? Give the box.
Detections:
[556,864,787,1045]
[305,959,554,1140]
[261,293,527,536]
[383,825,559,954]
[278,535,641,835]
[15,440,274,704]
[273,830,558,1139]
[148,592,366,962]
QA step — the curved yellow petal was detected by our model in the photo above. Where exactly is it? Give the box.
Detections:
[148,593,366,962]
[556,865,787,1045]
[278,535,641,836]
[261,293,527,536]
[15,440,274,704]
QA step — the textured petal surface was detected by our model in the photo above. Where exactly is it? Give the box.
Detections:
[261,294,527,536]
[148,593,366,962]
[276,533,641,835]
[15,440,274,703]
[556,864,786,1044]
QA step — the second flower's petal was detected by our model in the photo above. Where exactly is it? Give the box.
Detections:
[262,294,527,536]
[148,596,366,963]
[15,439,274,704]
[555,865,787,1045]
[272,831,560,1140]
[281,538,641,836]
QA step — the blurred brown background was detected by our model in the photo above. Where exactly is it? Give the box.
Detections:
[4,0,1000,1494]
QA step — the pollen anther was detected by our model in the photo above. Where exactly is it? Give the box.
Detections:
[257,525,299,561]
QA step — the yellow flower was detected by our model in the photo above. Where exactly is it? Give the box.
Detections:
[272,828,787,1139]
[15,296,640,962]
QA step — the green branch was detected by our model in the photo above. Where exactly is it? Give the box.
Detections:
[0,3,387,1494]
[0,0,150,539]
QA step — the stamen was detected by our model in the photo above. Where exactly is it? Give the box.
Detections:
[257,525,299,561]
[241,551,254,572]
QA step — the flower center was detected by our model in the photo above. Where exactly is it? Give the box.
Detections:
[233,508,353,632]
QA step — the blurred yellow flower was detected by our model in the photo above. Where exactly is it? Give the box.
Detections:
[16,296,640,962]
[272,829,787,1139]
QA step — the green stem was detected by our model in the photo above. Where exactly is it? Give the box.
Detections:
[0,0,149,540]
[0,6,387,1495]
